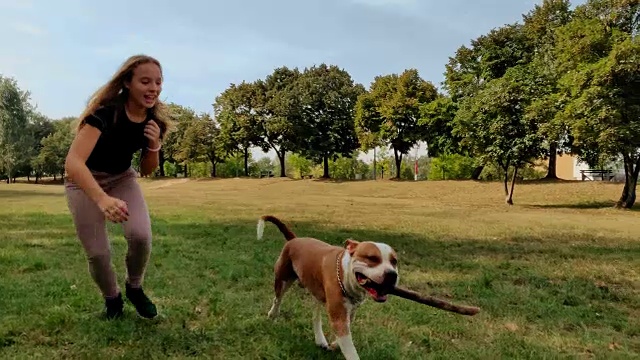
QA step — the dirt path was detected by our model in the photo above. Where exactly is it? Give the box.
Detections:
[147,178,189,189]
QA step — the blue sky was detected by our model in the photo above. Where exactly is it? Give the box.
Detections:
[0,0,583,161]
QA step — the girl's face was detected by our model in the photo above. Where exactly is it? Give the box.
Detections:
[126,62,162,109]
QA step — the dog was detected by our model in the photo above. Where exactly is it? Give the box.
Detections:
[257,215,399,360]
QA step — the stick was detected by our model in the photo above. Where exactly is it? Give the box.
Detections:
[390,286,480,316]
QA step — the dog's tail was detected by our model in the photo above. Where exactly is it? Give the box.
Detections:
[257,215,296,241]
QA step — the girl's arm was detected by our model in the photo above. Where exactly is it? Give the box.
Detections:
[64,125,108,204]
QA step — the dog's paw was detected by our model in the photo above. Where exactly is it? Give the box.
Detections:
[320,341,338,352]
[267,309,279,319]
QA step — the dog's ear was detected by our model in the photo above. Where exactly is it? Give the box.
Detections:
[344,239,360,255]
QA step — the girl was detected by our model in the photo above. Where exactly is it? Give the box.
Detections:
[64,54,171,319]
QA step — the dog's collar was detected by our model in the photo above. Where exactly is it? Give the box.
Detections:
[336,250,364,304]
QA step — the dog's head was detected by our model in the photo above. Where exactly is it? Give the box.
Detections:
[344,239,399,303]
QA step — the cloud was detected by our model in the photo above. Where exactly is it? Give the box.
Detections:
[9,22,45,36]
[91,31,334,84]
[349,0,417,7]
[0,0,33,9]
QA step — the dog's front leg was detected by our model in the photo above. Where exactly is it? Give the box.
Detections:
[327,302,359,360]
[313,302,330,349]
[328,307,357,351]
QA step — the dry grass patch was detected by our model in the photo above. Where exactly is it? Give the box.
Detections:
[0,177,638,359]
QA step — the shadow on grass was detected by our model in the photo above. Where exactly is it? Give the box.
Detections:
[526,200,639,212]
[1,212,639,358]
[0,189,64,198]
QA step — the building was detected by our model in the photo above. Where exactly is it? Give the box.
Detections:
[553,153,625,182]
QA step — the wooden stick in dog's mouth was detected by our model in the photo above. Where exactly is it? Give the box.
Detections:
[390,286,480,316]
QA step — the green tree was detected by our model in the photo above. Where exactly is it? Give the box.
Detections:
[23,111,55,182]
[551,0,640,208]
[259,66,301,177]
[355,69,437,179]
[163,103,198,177]
[32,117,74,180]
[443,22,535,179]
[558,36,640,208]
[454,65,546,205]
[214,81,266,177]
[178,113,226,177]
[521,0,574,179]
[418,95,467,159]
[293,64,364,178]
[0,75,32,183]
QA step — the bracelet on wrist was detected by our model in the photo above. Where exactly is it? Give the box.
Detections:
[147,144,161,152]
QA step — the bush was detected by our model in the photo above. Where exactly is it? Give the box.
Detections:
[479,162,545,181]
[428,154,477,180]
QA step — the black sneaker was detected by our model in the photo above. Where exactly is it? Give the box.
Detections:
[125,282,158,319]
[105,293,124,319]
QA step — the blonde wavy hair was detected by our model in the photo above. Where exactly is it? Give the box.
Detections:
[75,54,173,138]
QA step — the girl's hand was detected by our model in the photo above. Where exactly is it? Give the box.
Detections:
[144,120,161,148]
[97,195,129,223]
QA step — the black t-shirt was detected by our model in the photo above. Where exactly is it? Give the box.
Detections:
[83,104,151,174]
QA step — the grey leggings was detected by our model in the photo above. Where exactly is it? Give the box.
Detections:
[64,167,152,298]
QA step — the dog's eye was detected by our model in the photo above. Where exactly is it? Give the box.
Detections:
[390,258,398,266]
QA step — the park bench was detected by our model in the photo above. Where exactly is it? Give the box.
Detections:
[301,174,314,179]
[580,169,615,181]
[259,170,274,178]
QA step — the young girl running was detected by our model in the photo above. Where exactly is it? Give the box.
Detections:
[64,54,171,319]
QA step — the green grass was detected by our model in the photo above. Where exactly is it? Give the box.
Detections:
[1,177,639,359]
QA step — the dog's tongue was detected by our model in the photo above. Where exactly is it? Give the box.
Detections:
[367,288,387,302]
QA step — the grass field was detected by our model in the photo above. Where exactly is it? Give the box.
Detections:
[1,177,639,359]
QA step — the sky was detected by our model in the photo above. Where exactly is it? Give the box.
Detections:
[0,0,583,162]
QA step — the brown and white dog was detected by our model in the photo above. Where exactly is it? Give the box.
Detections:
[257,215,399,360]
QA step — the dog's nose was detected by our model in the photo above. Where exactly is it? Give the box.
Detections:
[383,270,398,285]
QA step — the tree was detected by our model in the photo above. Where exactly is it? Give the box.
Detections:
[179,113,226,177]
[25,113,55,182]
[0,75,32,183]
[558,36,640,209]
[454,65,546,205]
[418,96,462,155]
[355,69,437,179]
[259,67,302,177]
[521,0,574,179]
[551,0,640,208]
[163,103,198,177]
[32,118,74,180]
[214,81,266,177]
[293,64,364,178]
[443,22,535,179]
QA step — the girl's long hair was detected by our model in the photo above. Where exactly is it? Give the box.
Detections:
[75,54,173,138]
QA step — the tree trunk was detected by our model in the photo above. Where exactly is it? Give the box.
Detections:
[27,174,30,182]
[393,148,403,179]
[471,166,484,180]
[503,168,509,196]
[158,149,166,176]
[544,142,558,179]
[615,154,639,209]
[322,156,330,178]
[244,148,249,177]
[208,151,218,178]
[278,152,286,177]
[506,166,519,205]
[210,161,218,177]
